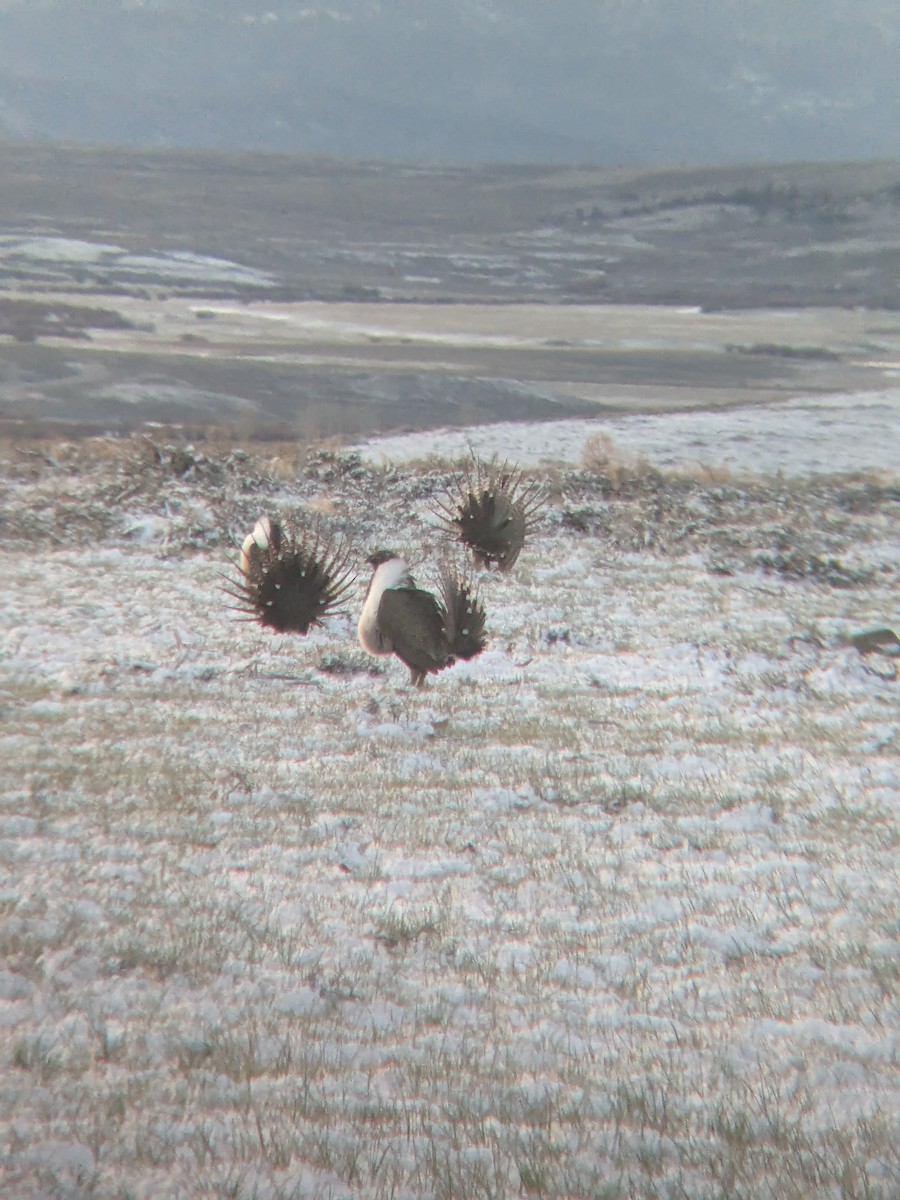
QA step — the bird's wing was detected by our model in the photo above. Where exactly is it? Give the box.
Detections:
[378,587,450,675]
[491,497,526,570]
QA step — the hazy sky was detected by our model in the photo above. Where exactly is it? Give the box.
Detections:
[0,0,897,163]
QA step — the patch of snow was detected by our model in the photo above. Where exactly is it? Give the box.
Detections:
[715,804,776,833]
[355,387,900,477]
[0,236,276,289]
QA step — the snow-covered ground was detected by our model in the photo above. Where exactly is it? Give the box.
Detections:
[355,386,900,478]
[0,402,897,1199]
[0,236,277,291]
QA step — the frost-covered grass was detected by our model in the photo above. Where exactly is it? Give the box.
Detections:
[0,425,898,1199]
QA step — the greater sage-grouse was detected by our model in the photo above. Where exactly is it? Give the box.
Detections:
[435,455,541,572]
[227,515,356,634]
[358,550,486,685]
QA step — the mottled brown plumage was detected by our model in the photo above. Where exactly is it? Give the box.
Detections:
[358,551,487,685]
[225,516,355,634]
[435,456,541,572]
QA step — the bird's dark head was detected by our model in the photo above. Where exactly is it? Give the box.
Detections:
[366,547,401,567]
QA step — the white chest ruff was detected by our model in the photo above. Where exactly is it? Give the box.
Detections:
[357,557,411,657]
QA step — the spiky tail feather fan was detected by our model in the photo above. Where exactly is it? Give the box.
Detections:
[225,515,356,635]
[439,567,487,662]
[434,455,542,573]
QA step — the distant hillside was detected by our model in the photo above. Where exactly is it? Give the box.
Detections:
[0,0,898,164]
[2,145,899,312]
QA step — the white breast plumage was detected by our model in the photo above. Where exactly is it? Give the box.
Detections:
[357,556,412,656]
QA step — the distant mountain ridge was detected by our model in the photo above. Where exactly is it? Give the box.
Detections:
[0,0,897,163]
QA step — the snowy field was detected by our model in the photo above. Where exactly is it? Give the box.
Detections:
[0,395,898,1199]
[354,387,900,478]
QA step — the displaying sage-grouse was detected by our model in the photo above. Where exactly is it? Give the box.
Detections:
[358,550,486,685]
[227,515,355,634]
[435,455,541,573]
